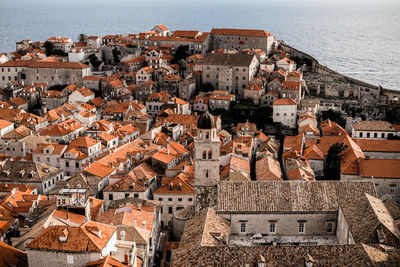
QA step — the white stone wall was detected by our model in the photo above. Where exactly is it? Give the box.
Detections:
[363,151,400,159]
[27,250,101,267]
[0,66,26,87]
[273,104,297,128]
[154,193,194,224]
[0,123,14,136]
[352,129,397,139]
[220,212,337,238]
[336,207,355,245]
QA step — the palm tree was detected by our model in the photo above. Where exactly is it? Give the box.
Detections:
[78,33,88,44]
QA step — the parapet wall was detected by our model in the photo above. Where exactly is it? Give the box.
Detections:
[281,43,400,97]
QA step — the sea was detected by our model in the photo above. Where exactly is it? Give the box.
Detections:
[1,0,399,89]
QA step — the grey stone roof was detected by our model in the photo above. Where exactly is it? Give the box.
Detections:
[0,161,62,183]
[217,181,376,213]
[173,244,389,267]
[202,53,255,67]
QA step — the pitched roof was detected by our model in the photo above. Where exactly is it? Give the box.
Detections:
[211,28,271,37]
[273,98,297,105]
[339,193,400,244]
[203,53,255,67]
[354,139,400,153]
[86,255,129,267]
[27,221,116,252]
[256,156,282,180]
[0,119,13,129]
[0,241,27,266]
[353,121,397,132]
[173,208,230,265]
[217,181,376,213]
[172,244,377,267]
[359,158,400,178]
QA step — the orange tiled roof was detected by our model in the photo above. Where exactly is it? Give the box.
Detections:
[354,139,400,153]
[85,163,115,178]
[27,221,116,252]
[154,174,194,195]
[85,255,129,267]
[0,119,13,129]
[273,98,297,105]
[360,159,400,178]
[211,28,271,37]
[51,209,86,225]
[10,97,28,106]
[40,118,83,136]
[0,241,27,266]
[70,136,100,148]
[256,156,281,180]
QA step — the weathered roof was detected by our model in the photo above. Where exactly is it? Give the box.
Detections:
[217,181,376,213]
[172,244,379,267]
[353,121,397,132]
[202,53,255,67]
[339,193,400,244]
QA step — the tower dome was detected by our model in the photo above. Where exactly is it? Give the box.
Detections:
[197,112,216,129]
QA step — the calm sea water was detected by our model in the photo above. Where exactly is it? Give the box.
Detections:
[1,0,400,89]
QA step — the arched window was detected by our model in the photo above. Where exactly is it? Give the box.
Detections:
[205,170,209,178]
[208,150,212,159]
[202,151,207,159]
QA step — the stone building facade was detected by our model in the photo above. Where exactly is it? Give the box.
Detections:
[210,28,276,54]
[201,53,259,96]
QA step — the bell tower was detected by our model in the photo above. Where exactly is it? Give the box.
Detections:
[194,112,220,215]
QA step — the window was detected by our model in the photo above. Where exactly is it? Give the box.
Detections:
[125,193,130,198]
[205,170,209,178]
[202,151,207,159]
[108,194,113,200]
[208,150,212,159]
[367,132,370,138]
[269,222,276,233]
[390,185,396,193]
[168,207,173,214]
[276,113,279,116]
[374,133,378,138]
[178,198,182,202]
[47,157,50,162]
[298,222,305,233]
[327,222,333,233]
[67,255,74,265]
[359,132,363,137]
[188,198,193,202]
[66,161,69,168]
[158,198,163,201]
[75,162,79,168]
[240,222,246,233]
[168,198,172,201]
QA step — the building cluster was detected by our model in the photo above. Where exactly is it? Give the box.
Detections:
[0,25,398,266]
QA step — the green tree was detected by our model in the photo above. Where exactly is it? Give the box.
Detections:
[323,143,348,180]
[44,41,54,56]
[172,45,190,64]
[320,109,346,127]
[88,54,102,68]
[112,48,121,64]
[386,106,400,124]
[78,33,88,44]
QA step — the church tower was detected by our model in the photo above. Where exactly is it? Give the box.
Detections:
[194,112,220,215]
